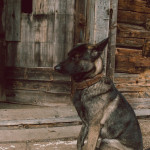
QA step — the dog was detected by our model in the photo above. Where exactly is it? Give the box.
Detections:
[54,38,143,150]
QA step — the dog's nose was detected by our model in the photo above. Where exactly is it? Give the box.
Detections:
[54,65,62,71]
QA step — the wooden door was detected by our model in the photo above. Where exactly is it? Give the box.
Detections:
[5,0,118,106]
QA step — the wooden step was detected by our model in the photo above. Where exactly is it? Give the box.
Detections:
[0,125,81,143]
[0,104,150,127]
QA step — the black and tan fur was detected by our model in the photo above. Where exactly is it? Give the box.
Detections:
[54,38,143,150]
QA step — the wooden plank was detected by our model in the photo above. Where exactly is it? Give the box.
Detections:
[74,0,87,44]
[118,23,150,39]
[6,42,35,67]
[118,0,150,14]
[29,140,77,150]
[0,125,81,142]
[122,92,150,99]
[21,14,34,42]
[34,16,48,43]
[106,0,118,80]
[6,89,71,106]
[5,0,21,41]
[53,14,66,66]
[116,37,145,48]
[91,0,110,43]
[6,80,71,94]
[5,67,70,81]
[33,0,55,15]
[0,106,77,121]
[0,143,26,150]
[114,73,150,85]
[115,48,150,73]
[34,42,53,67]
[6,42,53,67]
[118,9,150,26]
[0,0,5,101]
[135,109,150,118]
[64,15,74,57]
[0,105,80,126]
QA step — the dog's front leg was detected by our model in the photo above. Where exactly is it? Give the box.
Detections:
[77,124,88,150]
[86,124,101,150]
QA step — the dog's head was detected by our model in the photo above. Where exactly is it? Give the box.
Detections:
[54,38,108,82]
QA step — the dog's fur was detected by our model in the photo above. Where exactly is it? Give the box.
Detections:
[54,38,143,150]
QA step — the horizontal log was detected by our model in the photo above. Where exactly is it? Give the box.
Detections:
[116,37,145,48]
[117,9,150,26]
[5,67,70,82]
[117,23,150,39]
[122,92,150,99]
[118,0,150,14]
[115,48,150,73]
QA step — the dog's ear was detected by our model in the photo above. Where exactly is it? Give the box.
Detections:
[91,38,109,60]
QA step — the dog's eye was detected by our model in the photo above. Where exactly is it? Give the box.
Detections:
[71,54,80,61]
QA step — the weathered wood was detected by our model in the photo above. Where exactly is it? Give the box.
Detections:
[115,48,150,73]
[88,0,110,43]
[5,67,70,81]
[33,0,55,15]
[74,0,87,44]
[118,9,150,26]
[106,0,118,80]
[0,0,6,101]
[21,14,34,42]
[0,125,81,142]
[116,37,145,48]
[0,106,79,126]
[6,89,71,106]
[29,140,77,150]
[5,0,21,41]
[118,23,150,39]
[118,0,150,14]
[0,143,26,150]
[143,39,150,57]
[6,80,71,94]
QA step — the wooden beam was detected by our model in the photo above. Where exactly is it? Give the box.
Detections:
[106,0,118,80]
[0,0,6,101]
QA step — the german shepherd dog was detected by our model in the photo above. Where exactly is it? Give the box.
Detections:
[54,38,143,150]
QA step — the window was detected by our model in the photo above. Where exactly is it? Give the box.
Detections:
[21,0,32,13]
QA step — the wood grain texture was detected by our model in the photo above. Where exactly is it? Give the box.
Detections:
[118,0,150,14]
[5,0,21,41]
[106,0,118,80]
[115,48,150,73]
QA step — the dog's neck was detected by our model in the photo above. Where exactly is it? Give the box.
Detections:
[71,73,103,96]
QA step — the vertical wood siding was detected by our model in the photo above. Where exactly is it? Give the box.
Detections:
[5,0,21,41]
[6,0,75,67]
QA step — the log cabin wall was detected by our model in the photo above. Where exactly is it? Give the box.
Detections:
[115,0,150,109]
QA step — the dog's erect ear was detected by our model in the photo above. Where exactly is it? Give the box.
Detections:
[68,43,87,57]
[95,37,109,51]
[91,38,109,60]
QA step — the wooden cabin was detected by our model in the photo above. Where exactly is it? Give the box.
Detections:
[0,0,150,149]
